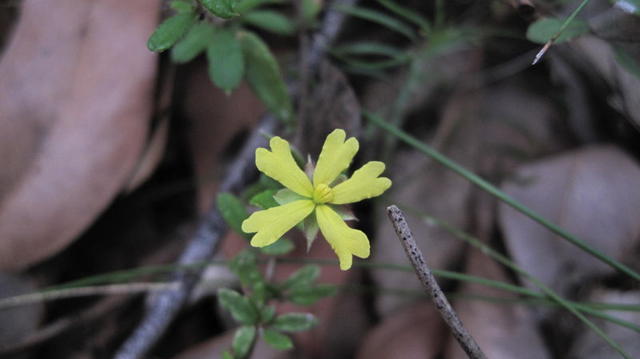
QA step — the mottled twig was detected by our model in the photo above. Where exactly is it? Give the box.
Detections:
[114,1,358,358]
[386,205,487,359]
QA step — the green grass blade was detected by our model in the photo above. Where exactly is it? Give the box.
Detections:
[366,112,640,283]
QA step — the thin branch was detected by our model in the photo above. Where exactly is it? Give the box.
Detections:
[386,205,487,359]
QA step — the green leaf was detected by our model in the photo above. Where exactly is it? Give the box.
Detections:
[262,329,293,350]
[240,31,293,123]
[217,192,249,236]
[301,0,323,24]
[242,10,296,35]
[273,188,306,205]
[230,250,265,289]
[170,0,196,13]
[236,0,284,14]
[171,22,216,63]
[376,0,431,32]
[288,284,337,305]
[526,17,589,44]
[260,238,295,255]
[331,41,405,58]
[207,29,245,93]
[222,350,234,359]
[147,13,196,52]
[260,305,276,323]
[272,313,317,332]
[282,265,320,290]
[301,216,319,251]
[218,288,259,325]
[201,0,239,19]
[232,326,257,358]
[249,189,279,209]
[333,5,416,40]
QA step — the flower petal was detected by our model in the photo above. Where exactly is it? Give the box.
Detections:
[315,204,370,270]
[330,161,392,205]
[256,137,313,197]
[242,200,315,247]
[313,129,359,187]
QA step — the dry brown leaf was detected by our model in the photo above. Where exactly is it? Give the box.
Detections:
[356,303,445,359]
[0,0,158,270]
[499,145,640,295]
[445,249,550,359]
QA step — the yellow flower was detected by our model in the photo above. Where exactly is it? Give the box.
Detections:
[241,129,392,270]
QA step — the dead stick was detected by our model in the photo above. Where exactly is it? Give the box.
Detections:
[386,205,487,359]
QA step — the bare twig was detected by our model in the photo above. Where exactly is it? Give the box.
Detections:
[386,205,487,359]
[114,1,358,358]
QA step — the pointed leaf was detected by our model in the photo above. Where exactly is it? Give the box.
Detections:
[217,192,249,236]
[263,329,293,350]
[170,0,196,13]
[218,288,259,325]
[147,13,196,52]
[282,265,320,290]
[171,22,216,63]
[242,10,296,35]
[526,17,589,44]
[260,238,295,255]
[261,305,276,323]
[207,29,245,93]
[230,250,265,288]
[272,313,318,332]
[201,0,239,19]
[240,31,293,123]
[233,326,257,358]
[249,189,279,209]
[288,284,337,305]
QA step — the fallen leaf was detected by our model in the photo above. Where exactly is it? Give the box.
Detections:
[0,0,158,270]
[356,303,445,359]
[499,145,640,295]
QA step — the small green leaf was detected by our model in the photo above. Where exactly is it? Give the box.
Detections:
[526,17,589,44]
[242,10,296,35]
[217,192,249,236]
[288,284,337,305]
[261,305,276,323]
[147,13,197,52]
[301,0,323,24]
[333,5,416,40]
[201,0,239,19]
[249,189,279,209]
[273,188,306,205]
[272,313,317,332]
[230,250,266,288]
[282,265,320,290]
[262,329,293,350]
[207,29,245,93]
[222,350,234,359]
[170,0,195,13]
[240,31,293,123]
[171,22,216,63]
[376,0,430,32]
[218,288,259,325]
[233,326,257,358]
[260,238,295,255]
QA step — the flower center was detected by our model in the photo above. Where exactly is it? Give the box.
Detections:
[312,183,334,204]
